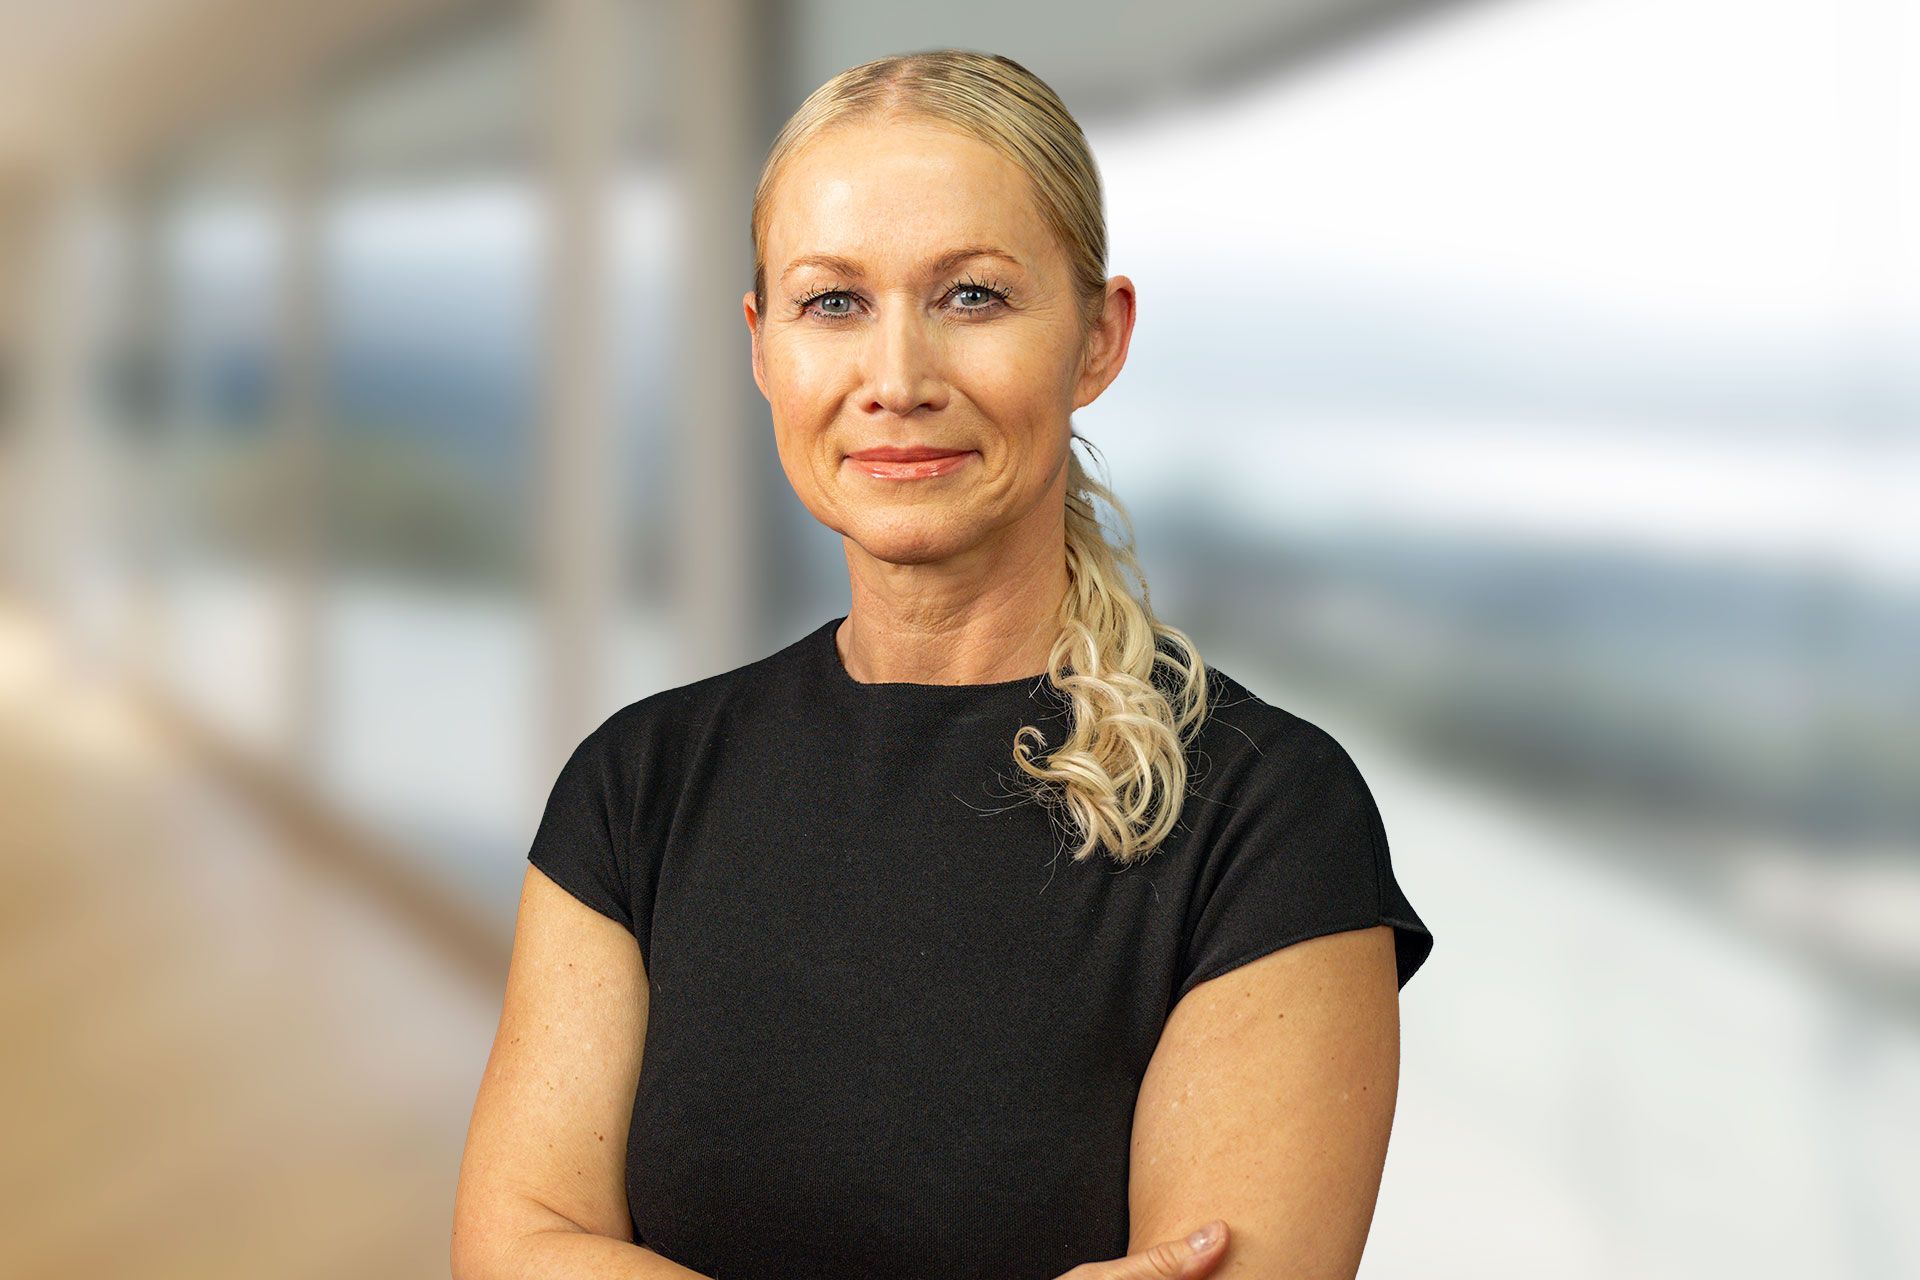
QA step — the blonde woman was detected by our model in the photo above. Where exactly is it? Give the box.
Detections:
[455,49,1434,1280]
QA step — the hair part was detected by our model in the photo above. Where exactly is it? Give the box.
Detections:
[751,48,1212,866]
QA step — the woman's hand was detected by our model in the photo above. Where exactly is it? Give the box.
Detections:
[1053,1220,1229,1280]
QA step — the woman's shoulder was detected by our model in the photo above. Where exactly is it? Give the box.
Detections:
[589,620,823,748]
[1159,660,1390,840]
[1183,661,1374,799]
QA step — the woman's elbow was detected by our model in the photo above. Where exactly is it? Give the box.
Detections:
[451,1187,596,1280]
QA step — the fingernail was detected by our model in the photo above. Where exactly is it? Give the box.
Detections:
[1188,1221,1222,1250]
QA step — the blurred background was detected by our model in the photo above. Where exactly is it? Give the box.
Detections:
[1,0,1915,1275]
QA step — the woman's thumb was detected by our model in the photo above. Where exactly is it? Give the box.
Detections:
[1099,1220,1228,1279]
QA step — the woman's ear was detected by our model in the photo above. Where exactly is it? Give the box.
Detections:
[743,289,769,400]
[1073,275,1137,410]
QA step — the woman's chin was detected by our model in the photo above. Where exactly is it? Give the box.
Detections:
[842,517,975,566]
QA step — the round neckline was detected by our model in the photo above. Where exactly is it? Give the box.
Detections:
[813,615,1054,695]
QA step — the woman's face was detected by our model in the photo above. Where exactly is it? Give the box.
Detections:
[745,117,1133,571]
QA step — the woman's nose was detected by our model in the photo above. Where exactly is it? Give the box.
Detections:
[862,301,947,417]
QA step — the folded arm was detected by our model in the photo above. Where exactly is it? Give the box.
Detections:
[1128,925,1404,1280]
[453,866,708,1279]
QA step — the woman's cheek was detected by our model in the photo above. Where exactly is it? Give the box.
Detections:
[972,327,1066,398]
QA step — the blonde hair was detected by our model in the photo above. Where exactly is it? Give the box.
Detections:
[751,49,1211,867]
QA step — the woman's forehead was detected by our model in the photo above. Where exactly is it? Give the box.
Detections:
[767,130,1050,277]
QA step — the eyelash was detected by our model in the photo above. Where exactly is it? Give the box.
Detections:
[789,273,1014,322]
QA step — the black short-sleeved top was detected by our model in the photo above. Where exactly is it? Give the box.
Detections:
[526,615,1434,1280]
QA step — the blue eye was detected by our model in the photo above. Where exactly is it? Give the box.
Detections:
[950,283,1006,311]
[789,276,1014,321]
[793,288,855,318]
[798,289,852,314]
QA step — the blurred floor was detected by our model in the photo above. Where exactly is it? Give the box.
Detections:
[0,597,499,1280]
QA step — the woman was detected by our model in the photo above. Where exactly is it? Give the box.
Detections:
[454,49,1433,1280]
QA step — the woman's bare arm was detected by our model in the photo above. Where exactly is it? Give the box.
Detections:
[1127,926,1403,1280]
[452,865,706,1278]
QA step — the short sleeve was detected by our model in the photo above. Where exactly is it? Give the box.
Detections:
[526,720,638,936]
[1175,723,1434,1004]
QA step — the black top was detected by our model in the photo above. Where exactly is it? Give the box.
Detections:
[526,615,1434,1279]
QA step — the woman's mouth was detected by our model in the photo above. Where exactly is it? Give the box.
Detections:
[842,448,978,480]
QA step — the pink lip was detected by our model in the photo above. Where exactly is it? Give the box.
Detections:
[846,444,972,461]
[843,449,977,480]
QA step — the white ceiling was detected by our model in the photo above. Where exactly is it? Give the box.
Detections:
[779,0,1457,124]
[0,0,1460,180]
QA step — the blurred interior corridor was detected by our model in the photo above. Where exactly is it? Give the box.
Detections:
[0,595,498,1279]
[1,0,1916,1276]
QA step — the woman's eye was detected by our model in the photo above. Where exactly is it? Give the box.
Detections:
[797,283,1005,320]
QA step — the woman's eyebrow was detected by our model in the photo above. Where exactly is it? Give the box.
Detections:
[780,246,1022,282]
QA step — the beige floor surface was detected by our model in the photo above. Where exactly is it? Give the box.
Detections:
[0,603,505,1280]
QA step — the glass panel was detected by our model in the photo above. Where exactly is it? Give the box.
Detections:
[315,8,540,909]
[608,159,686,707]
[148,129,295,752]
